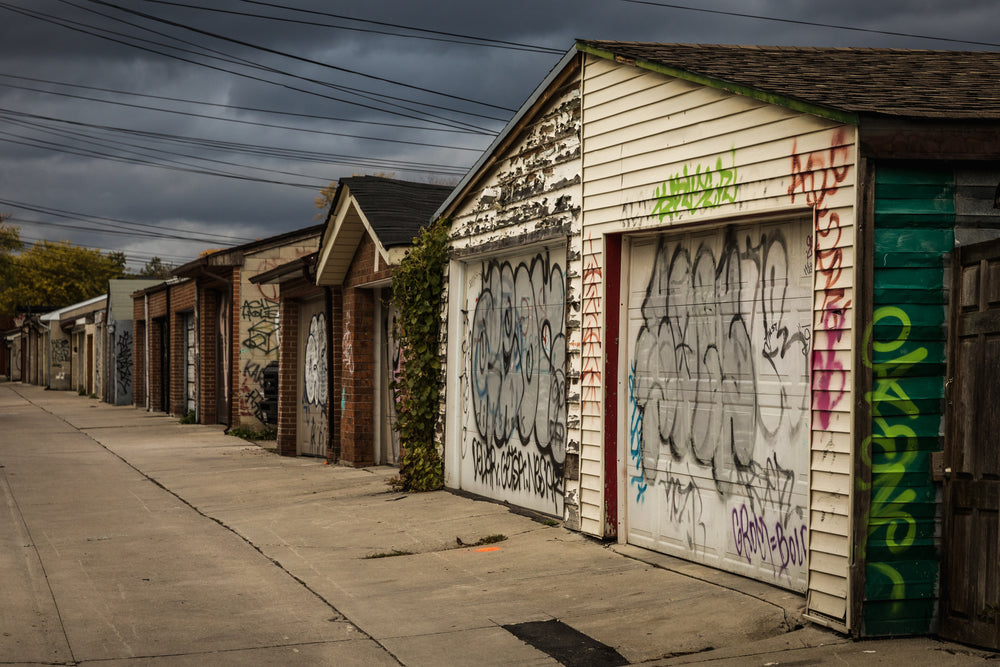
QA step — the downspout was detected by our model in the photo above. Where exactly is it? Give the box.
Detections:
[165,288,171,415]
[144,293,150,411]
[194,284,200,423]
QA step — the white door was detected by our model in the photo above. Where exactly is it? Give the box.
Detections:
[184,313,196,414]
[298,298,328,457]
[376,290,401,465]
[624,220,813,591]
[456,247,567,517]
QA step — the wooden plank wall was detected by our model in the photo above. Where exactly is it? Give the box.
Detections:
[580,53,858,623]
[861,165,954,635]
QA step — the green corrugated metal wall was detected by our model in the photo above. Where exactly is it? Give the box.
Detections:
[863,165,954,636]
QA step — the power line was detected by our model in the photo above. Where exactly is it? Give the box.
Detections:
[60,0,511,127]
[142,0,564,55]
[84,0,518,113]
[55,0,506,130]
[621,0,1000,49]
[0,130,325,190]
[0,199,257,244]
[0,81,492,156]
[0,108,475,174]
[0,2,499,134]
[0,73,485,135]
[0,110,470,181]
[1,113,340,185]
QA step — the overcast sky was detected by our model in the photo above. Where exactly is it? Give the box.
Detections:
[1,0,997,272]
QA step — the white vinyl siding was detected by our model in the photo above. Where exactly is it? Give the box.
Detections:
[580,53,857,626]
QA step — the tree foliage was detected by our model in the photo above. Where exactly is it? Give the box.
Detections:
[136,256,174,279]
[0,229,125,317]
[0,222,23,285]
[390,217,450,491]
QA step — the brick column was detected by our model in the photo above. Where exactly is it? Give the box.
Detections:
[277,297,299,456]
[339,287,374,466]
[198,287,218,424]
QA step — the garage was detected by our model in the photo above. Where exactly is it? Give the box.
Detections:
[453,246,568,517]
[623,219,813,591]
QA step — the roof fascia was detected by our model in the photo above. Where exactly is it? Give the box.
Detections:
[350,197,390,266]
[434,47,581,220]
[316,189,390,285]
[576,42,858,126]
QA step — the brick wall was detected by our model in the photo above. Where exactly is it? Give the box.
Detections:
[277,296,299,456]
[168,282,196,417]
[198,287,219,424]
[334,234,395,466]
[134,319,146,408]
[339,286,375,466]
[329,286,342,463]
[228,266,241,428]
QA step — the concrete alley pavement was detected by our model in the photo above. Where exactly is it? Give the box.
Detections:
[1,383,996,666]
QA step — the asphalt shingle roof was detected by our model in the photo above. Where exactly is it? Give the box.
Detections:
[340,176,453,248]
[578,41,1000,119]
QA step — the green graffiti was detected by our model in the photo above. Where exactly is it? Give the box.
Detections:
[651,149,738,221]
[861,166,952,636]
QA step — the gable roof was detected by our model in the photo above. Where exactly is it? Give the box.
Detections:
[314,176,452,286]
[334,176,453,248]
[173,224,323,277]
[577,41,1000,121]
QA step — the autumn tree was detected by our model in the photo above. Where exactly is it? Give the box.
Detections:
[313,181,338,220]
[0,231,126,318]
[137,256,174,279]
[312,173,399,221]
[0,222,23,288]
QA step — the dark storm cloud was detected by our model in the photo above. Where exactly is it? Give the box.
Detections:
[0,0,997,271]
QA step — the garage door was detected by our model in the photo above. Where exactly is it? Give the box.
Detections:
[625,220,813,591]
[458,246,567,517]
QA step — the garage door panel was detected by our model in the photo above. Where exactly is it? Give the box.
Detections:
[626,220,812,592]
[459,247,567,517]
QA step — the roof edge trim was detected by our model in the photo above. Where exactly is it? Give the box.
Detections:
[576,42,858,126]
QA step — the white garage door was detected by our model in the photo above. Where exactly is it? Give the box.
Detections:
[457,246,567,517]
[624,220,813,591]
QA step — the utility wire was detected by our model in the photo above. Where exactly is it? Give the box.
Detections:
[621,0,1000,49]
[0,107,484,157]
[0,109,470,176]
[0,79,493,149]
[84,0,518,113]
[0,132,322,190]
[143,0,564,55]
[60,0,510,126]
[51,0,505,129]
[0,2,498,134]
[1,114,340,185]
[235,0,563,54]
[0,73,485,135]
[0,199,257,244]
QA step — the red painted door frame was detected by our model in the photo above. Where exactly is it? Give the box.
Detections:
[603,234,622,537]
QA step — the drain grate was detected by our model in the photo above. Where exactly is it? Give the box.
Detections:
[503,619,628,666]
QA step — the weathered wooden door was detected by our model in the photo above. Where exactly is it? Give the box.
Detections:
[941,238,1000,649]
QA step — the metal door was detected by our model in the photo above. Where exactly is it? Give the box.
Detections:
[941,238,1000,649]
[624,220,813,591]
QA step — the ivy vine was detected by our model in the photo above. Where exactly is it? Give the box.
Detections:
[390,217,450,491]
